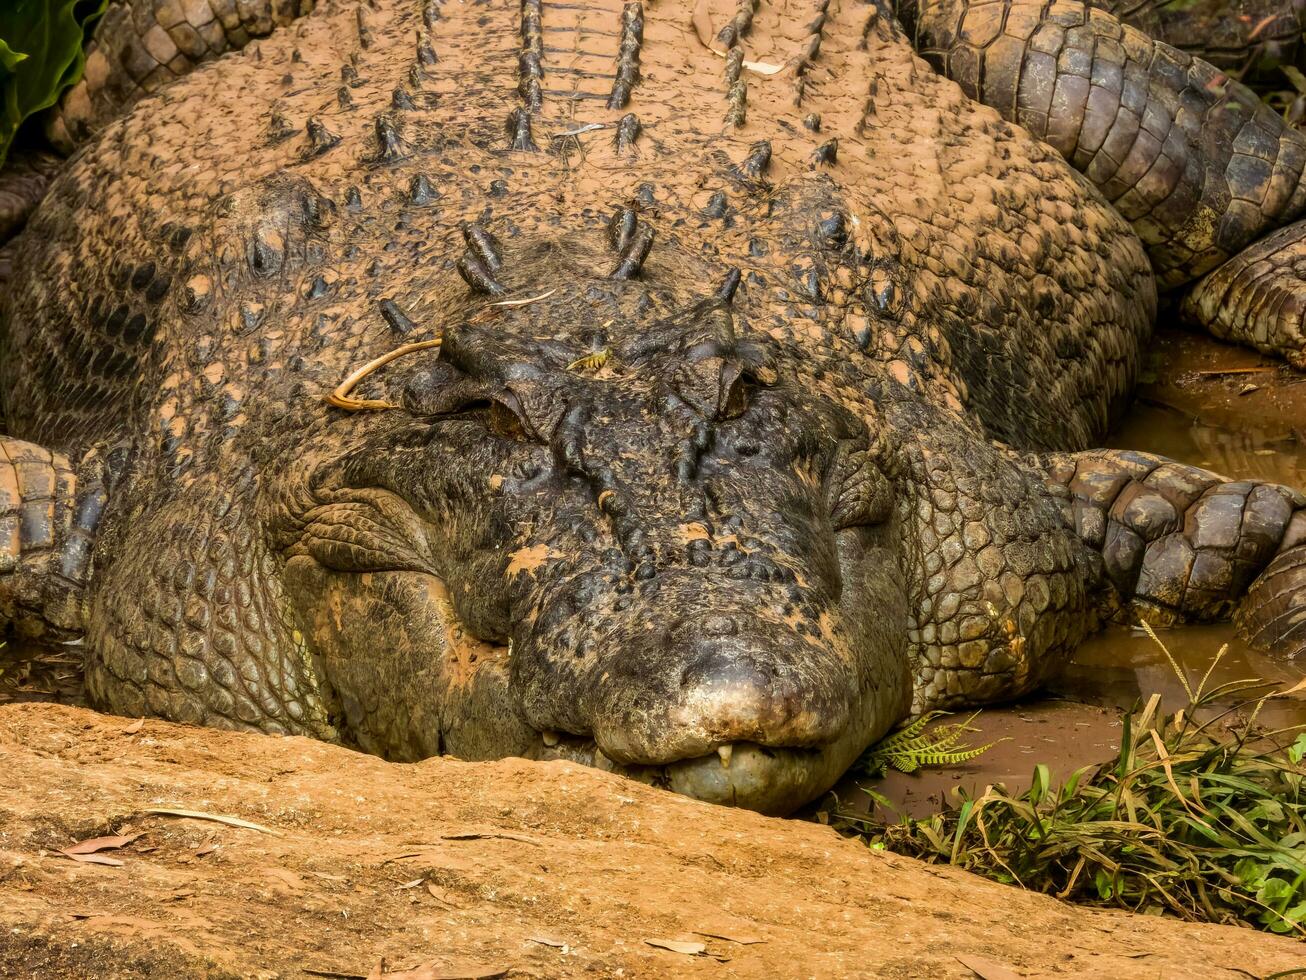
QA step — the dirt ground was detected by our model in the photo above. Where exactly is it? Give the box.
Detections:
[1,703,1304,979]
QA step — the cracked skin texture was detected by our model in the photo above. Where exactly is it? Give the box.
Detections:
[2,0,1306,815]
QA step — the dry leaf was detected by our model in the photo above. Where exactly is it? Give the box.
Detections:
[645,938,707,956]
[145,807,279,835]
[121,718,144,734]
[955,953,1024,980]
[61,852,125,867]
[529,936,567,948]
[195,842,219,857]
[63,833,143,855]
[440,831,538,844]
[424,882,465,907]
[396,878,424,890]
[705,47,786,75]
[693,928,764,945]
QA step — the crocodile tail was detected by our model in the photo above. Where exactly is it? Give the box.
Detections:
[896,0,1306,292]
[1237,522,1306,661]
[0,437,83,641]
[1044,448,1306,659]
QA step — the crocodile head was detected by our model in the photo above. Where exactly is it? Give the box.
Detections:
[282,240,912,815]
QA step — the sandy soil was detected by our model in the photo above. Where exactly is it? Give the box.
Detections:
[1,703,1302,979]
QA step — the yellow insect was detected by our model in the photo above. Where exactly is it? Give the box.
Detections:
[567,349,611,372]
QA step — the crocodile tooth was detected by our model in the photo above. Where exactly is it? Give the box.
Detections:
[717,744,733,768]
[542,730,560,747]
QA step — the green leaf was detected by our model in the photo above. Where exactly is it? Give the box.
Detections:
[1289,733,1306,765]
[1235,858,1270,887]
[0,37,28,74]
[1030,764,1050,807]
[1094,868,1115,900]
[1257,876,1295,908]
[1283,65,1306,97]
[0,0,110,166]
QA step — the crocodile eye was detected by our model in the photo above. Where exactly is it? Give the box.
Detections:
[829,444,892,530]
[720,373,753,420]
[485,398,536,443]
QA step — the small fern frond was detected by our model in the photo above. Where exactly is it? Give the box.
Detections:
[859,711,998,778]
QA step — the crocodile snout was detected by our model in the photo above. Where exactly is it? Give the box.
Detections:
[587,613,851,767]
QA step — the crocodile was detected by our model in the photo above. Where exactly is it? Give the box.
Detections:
[4,0,1306,815]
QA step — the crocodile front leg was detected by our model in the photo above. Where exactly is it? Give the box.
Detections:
[0,437,117,642]
[1044,449,1306,657]
[85,473,338,738]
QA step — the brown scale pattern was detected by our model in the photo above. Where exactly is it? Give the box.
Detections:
[898,0,1306,289]
[1044,448,1306,623]
[1099,0,1306,86]
[1181,217,1306,368]
[49,0,317,153]
[0,0,1299,759]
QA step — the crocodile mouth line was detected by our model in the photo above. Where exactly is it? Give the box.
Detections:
[529,727,869,816]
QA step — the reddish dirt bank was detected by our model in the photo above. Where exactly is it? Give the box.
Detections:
[0,704,1301,978]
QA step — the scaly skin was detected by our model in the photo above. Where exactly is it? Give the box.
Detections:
[0,0,316,255]
[1,0,1305,814]
[48,0,318,152]
[1099,0,1306,89]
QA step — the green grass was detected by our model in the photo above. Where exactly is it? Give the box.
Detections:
[839,635,1306,936]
